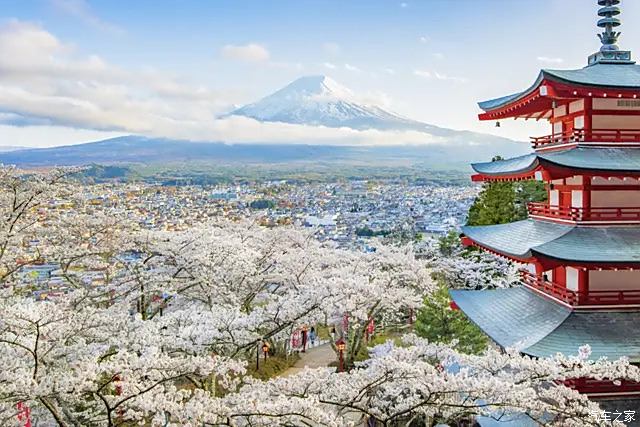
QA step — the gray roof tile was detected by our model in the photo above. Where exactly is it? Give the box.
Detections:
[450,287,640,361]
[462,219,640,263]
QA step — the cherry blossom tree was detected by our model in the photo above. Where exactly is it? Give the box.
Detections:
[1,166,638,427]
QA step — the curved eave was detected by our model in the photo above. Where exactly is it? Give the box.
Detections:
[461,220,572,261]
[539,147,640,175]
[478,72,545,113]
[471,154,539,176]
[471,147,640,182]
[450,287,640,362]
[462,220,640,265]
[478,64,640,120]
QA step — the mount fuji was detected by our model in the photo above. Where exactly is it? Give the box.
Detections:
[230,75,432,131]
[0,75,529,168]
[230,75,527,152]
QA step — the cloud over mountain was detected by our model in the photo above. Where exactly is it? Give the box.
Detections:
[0,20,522,155]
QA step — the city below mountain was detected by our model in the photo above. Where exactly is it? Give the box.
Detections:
[0,75,528,167]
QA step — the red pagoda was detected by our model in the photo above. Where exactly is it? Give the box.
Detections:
[451,0,640,407]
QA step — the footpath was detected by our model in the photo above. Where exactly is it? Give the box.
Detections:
[281,343,336,377]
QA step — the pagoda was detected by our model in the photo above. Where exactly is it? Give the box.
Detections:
[451,0,640,404]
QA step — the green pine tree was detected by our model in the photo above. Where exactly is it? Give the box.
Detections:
[467,156,547,226]
[414,284,488,354]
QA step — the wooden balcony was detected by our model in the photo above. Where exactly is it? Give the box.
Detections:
[528,202,640,223]
[521,270,640,307]
[531,128,640,150]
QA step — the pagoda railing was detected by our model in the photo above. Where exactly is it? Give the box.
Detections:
[521,270,640,307]
[528,202,640,223]
[531,128,640,149]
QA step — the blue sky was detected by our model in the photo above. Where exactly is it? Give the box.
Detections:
[1,0,639,146]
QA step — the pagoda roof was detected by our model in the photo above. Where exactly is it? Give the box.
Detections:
[461,219,640,264]
[478,63,640,119]
[450,287,640,361]
[472,147,640,180]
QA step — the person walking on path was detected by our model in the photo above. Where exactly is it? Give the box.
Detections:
[309,327,317,348]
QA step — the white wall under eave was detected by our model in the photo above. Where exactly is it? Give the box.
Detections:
[566,176,583,186]
[566,267,579,291]
[553,121,563,134]
[574,115,585,129]
[554,105,567,118]
[569,99,585,114]
[589,270,640,290]
[592,177,640,186]
[592,115,640,130]
[571,191,583,208]
[591,190,640,207]
[550,190,560,206]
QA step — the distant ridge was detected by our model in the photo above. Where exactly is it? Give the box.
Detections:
[0,75,530,167]
[0,136,527,169]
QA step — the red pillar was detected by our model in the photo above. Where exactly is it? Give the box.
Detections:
[583,176,591,219]
[584,97,593,137]
[578,268,589,304]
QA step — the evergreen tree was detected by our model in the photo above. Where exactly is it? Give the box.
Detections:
[414,283,487,354]
[467,156,547,226]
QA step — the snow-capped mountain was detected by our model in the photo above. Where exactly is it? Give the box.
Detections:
[229,75,528,159]
[230,75,434,131]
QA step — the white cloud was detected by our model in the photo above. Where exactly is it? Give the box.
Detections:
[413,69,467,83]
[384,68,396,75]
[432,52,444,60]
[413,70,432,78]
[0,124,124,148]
[50,0,123,34]
[0,21,236,131]
[221,43,270,62]
[344,63,360,72]
[0,20,448,148]
[433,71,467,83]
[537,56,564,64]
[400,2,408,8]
[323,62,337,69]
[419,36,429,44]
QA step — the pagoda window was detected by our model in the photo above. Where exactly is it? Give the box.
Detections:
[568,99,585,114]
[566,267,580,292]
[554,104,568,118]
[553,121,563,135]
[573,115,585,130]
[571,190,584,208]
[549,188,560,207]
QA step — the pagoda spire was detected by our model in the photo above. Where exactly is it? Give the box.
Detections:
[597,0,622,51]
[588,0,634,65]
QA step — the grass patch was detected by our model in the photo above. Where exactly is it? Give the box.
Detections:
[245,354,301,381]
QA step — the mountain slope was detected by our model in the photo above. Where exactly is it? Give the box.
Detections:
[231,75,435,131]
[0,75,529,167]
[0,135,527,169]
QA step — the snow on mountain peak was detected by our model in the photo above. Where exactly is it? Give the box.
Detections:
[282,75,355,100]
[230,75,428,130]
